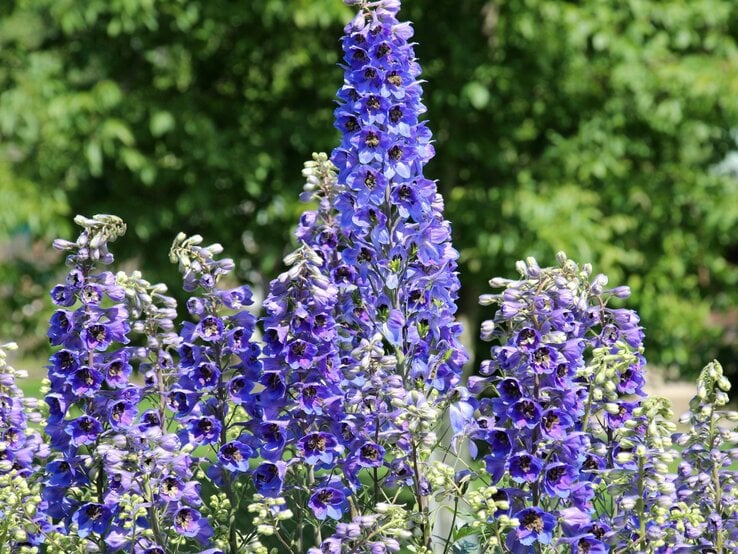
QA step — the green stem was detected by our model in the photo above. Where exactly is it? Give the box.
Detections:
[411,440,431,549]
[442,496,460,554]
[709,408,724,554]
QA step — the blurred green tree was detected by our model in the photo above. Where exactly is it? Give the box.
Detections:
[1,0,737,379]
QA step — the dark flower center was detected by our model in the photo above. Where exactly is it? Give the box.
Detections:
[377,43,390,58]
[578,539,592,553]
[520,400,536,419]
[291,342,307,356]
[90,325,106,342]
[307,435,327,452]
[265,424,281,441]
[390,106,402,123]
[518,455,531,472]
[387,71,402,86]
[389,145,402,160]
[544,413,559,431]
[86,505,103,520]
[79,368,94,385]
[111,403,125,421]
[364,67,376,79]
[547,466,566,482]
[79,418,95,431]
[203,319,219,337]
[353,50,367,62]
[522,511,544,533]
[367,96,380,110]
[361,444,380,461]
[398,185,411,199]
[345,117,359,132]
[163,477,180,495]
[317,489,335,503]
[176,509,193,527]
[224,444,242,462]
[59,351,75,369]
[358,248,372,263]
[199,419,213,433]
[364,171,377,189]
[517,328,536,347]
[556,363,568,379]
[534,348,551,366]
[82,287,100,303]
[365,132,380,148]
[501,380,520,398]
[108,361,122,377]
[303,385,317,399]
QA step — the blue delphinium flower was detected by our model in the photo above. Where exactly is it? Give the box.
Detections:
[170,233,265,550]
[282,0,469,548]
[460,253,657,552]
[43,215,137,547]
[44,216,210,552]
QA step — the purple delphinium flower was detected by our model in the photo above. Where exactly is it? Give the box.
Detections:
[43,216,142,541]
[669,361,738,551]
[44,217,208,551]
[464,253,654,551]
[169,233,259,548]
[275,0,469,545]
[508,507,556,548]
[309,487,349,521]
[72,502,113,538]
[0,343,49,548]
[173,507,213,544]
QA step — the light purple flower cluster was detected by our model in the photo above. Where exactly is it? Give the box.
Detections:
[43,216,211,552]
[462,254,650,552]
[258,244,348,507]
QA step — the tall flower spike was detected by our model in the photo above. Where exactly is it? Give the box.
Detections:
[113,269,208,552]
[296,0,471,550]
[169,233,258,552]
[43,214,148,550]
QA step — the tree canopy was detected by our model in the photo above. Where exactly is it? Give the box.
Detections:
[1,0,737,378]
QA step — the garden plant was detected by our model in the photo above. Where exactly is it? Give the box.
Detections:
[0,0,736,552]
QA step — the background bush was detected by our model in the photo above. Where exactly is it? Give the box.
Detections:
[1,0,737,379]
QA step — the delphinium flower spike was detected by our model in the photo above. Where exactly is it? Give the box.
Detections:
[670,360,738,552]
[169,232,262,553]
[113,269,211,552]
[0,342,51,550]
[299,0,470,549]
[43,214,141,550]
[457,253,666,553]
[252,240,352,549]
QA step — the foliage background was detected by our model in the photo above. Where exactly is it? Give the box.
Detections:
[1,0,737,380]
